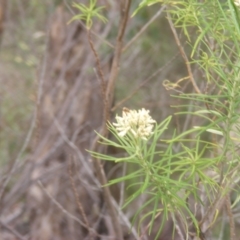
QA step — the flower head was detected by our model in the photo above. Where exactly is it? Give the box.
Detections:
[113,108,156,140]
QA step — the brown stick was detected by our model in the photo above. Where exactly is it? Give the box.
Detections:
[0,220,27,240]
[38,181,91,230]
[88,1,131,239]
[87,30,107,122]
[68,156,94,239]
[105,0,132,121]
[167,11,201,94]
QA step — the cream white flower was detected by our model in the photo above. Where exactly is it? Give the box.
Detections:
[113,108,156,140]
[235,0,240,7]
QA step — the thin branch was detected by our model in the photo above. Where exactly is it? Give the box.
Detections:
[123,5,166,51]
[140,212,161,239]
[171,213,185,240]
[68,156,95,239]
[119,162,126,208]
[105,0,132,120]
[38,181,96,233]
[37,182,84,224]
[90,2,132,239]
[199,169,240,234]
[226,193,236,240]
[218,211,226,240]
[111,196,139,240]
[199,185,226,231]
[53,117,100,187]
[87,30,107,122]
[0,220,27,240]
[111,52,179,111]
[167,11,201,94]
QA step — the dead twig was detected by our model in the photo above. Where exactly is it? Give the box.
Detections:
[90,1,132,239]
[171,213,185,240]
[167,11,201,94]
[68,156,95,239]
[53,117,99,186]
[87,30,107,122]
[0,219,27,240]
[38,180,95,233]
[105,0,132,120]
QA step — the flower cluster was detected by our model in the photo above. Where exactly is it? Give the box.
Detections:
[113,108,156,140]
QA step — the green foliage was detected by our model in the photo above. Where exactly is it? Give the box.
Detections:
[133,0,162,16]
[90,0,240,238]
[90,115,221,238]
[69,0,107,29]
